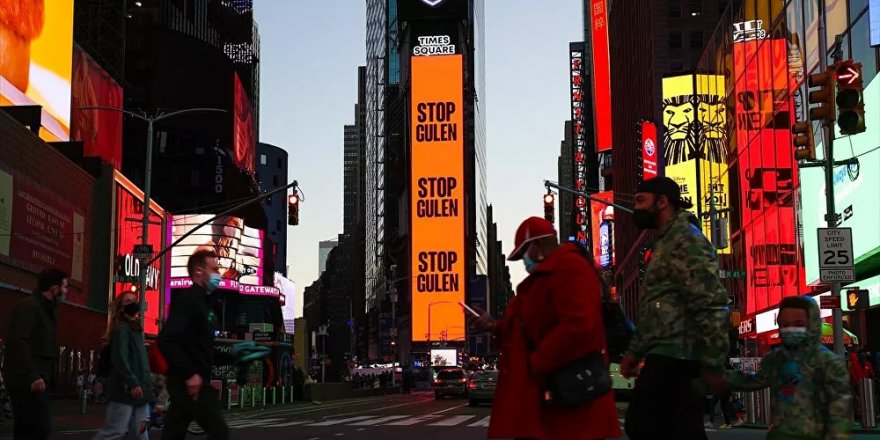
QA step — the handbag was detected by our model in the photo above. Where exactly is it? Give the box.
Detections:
[519,310,612,406]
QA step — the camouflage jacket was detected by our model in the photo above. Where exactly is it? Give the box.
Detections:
[728,297,851,440]
[627,210,729,370]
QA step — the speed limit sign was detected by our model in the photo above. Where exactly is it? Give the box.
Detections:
[817,228,854,283]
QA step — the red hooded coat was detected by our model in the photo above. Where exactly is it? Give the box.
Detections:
[488,243,622,440]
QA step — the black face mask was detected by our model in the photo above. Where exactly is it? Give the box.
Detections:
[633,200,661,230]
[123,302,140,317]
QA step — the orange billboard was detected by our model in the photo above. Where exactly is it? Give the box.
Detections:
[410,54,465,343]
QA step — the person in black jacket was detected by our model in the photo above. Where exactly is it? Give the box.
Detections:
[158,250,227,440]
[3,268,67,440]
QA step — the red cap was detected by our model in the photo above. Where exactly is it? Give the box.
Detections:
[508,217,557,261]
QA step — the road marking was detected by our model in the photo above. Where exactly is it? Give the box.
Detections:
[322,397,434,418]
[427,415,475,426]
[384,415,443,426]
[307,416,375,426]
[468,416,491,427]
[228,418,285,428]
[260,420,316,427]
[349,415,411,425]
[431,402,470,414]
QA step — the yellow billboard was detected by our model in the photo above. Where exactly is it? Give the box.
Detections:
[0,0,74,141]
[661,74,731,253]
[410,54,465,342]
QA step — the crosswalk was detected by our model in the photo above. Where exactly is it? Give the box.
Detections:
[225,414,492,429]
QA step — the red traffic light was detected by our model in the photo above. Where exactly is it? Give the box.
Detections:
[288,194,299,205]
[835,61,861,86]
[543,194,555,205]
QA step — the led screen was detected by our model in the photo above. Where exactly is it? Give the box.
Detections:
[0,0,73,141]
[410,54,465,343]
[233,72,256,172]
[588,0,612,152]
[591,191,614,268]
[641,120,659,180]
[71,46,123,169]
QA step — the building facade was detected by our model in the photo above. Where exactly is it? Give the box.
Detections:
[257,142,289,273]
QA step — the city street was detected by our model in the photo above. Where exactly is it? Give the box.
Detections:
[36,392,876,440]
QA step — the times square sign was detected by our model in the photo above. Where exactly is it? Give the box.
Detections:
[569,48,589,247]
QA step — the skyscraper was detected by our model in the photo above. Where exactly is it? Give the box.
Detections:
[318,239,338,275]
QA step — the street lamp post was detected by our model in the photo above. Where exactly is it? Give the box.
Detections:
[426,301,455,342]
[79,106,226,327]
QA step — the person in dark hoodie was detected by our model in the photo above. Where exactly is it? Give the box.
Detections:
[93,291,152,440]
[3,268,67,440]
[727,296,851,440]
[158,250,227,440]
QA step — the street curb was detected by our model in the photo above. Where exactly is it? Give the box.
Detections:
[738,423,879,435]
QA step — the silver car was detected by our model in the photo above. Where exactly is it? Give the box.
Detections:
[467,370,498,406]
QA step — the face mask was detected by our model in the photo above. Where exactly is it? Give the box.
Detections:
[633,205,659,230]
[205,273,222,292]
[523,254,539,273]
[123,302,141,316]
[779,326,809,348]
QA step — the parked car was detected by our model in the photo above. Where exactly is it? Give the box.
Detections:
[433,368,468,399]
[467,370,498,406]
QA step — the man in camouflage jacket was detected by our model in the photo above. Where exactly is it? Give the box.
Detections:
[728,296,851,440]
[621,177,730,440]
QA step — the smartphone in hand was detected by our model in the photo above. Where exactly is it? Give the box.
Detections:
[459,301,480,317]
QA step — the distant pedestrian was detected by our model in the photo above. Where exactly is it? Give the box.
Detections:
[469,217,621,440]
[620,177,730,440]
[93,292,152,440]
[727,296,851,439]
[3,268,67,440]
[159,250,228,440]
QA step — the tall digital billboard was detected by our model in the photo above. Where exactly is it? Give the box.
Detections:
[661,74,731,253]
[569,45,590,248]
[71,46,123,169]
[588,0,612,152]
[640,120,659,180]
[734,38,805,314]
[591,191,614,268]
[0,0,73,141]
[112,172,165,335]
[410,54,465,343]
[233,72,256,173]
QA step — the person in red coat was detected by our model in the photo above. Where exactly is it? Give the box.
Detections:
[469,217,622,440]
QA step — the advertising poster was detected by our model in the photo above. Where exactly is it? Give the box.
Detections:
[233,72,256,173]
[591,191,614,268]
[112,173,164,335]
[661,74,731,253]
[0,167,84,282]
[410,54,465,343]
[71,46,123,169]
[0,0,73,141]
[589,0,612,152]
[641,120,659,180]
[430,349,457,367]
[734,38,804,314]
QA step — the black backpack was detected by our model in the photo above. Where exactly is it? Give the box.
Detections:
[573,241,634,363]
[96,341,113,377]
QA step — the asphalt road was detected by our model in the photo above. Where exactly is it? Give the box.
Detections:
[44,392,878,440]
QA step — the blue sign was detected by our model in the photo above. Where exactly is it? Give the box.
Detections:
[871,0,880,47]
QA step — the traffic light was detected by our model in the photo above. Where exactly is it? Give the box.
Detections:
[835,61,865,135]
[807,67,835,122]
[792,120,816,160]
[543,193,555,224]
[287,194,300,226]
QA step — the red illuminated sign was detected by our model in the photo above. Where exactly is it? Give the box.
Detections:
[640,120,658,180]
[589,0,612,152]
[570,46,589,246]
[591,191,614,267]
[233,73,256,173]
[734,38,806,314]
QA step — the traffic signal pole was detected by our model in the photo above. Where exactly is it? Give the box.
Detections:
[817,1,845,357]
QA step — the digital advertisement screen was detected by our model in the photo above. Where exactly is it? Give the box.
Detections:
[588,0,612,152]
[0,166,84,284]
[802,67,880,309]
[590,191,614,268]
[661,74,731,253]
[410,54,465,343]
[71,46,123,169]
[169,214,279,297]
[569,46,589,247]
[233,72,256,173]
[113,173,164,335]
[430,349,457,367]
[640,120,659,180]
[0,0,73,141]
[734,38,805,314]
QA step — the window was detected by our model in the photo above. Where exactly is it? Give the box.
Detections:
[277,157,283,169]
[273,175,279,187]
[688,0,701,16]
[260,154,267,166]
[669,32,683,49]
[690,31,704,48]
[668,1,681,18]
